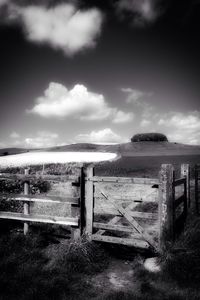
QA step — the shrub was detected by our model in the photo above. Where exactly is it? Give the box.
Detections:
[131,133,168,142]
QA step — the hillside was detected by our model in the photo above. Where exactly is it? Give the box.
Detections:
[0,141,200,157]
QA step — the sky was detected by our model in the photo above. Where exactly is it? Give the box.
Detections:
[0,0,200,148]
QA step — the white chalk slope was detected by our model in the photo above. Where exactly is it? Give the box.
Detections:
[0,152,118,168]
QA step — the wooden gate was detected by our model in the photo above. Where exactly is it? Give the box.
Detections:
[85,166,159,252]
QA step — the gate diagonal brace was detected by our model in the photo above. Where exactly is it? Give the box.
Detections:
[95,184,157,251]
[95,201,139,236]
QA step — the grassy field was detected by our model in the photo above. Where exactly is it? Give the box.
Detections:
[96,154,200,177]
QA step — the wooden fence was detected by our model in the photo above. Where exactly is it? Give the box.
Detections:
[0,163,190,252]
[0,169,85,239]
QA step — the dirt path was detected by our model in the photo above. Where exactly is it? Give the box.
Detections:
[88,257,141,294]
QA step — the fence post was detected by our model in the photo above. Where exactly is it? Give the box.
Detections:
[80,166,85,235]
[24,168,30,235]
[85,164,94,238]
[159,164,174,251]
[71,167,83,240]
[195,165,199,214]
[181,164,190,208]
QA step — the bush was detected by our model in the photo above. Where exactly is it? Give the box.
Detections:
[131,133,168,142]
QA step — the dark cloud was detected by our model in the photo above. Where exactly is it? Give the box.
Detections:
[114,0,166,26]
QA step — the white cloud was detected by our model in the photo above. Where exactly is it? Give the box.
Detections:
[24,131,59,148]
[28,82,113,120]
[75,128,123,144]
[140,119,151,127]
[10,131,20,139]
[122,87,152,104]
[3,3,103,55]
[158,112,200,145]
[122,87,153,119]
[28,82,131,122]
[122,88,147,103]
[112,110,134,123]
[158,113,200,130]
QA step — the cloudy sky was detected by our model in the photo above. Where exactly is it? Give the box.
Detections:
[1,0,200,148]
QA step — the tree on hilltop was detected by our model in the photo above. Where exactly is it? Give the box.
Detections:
[131,133,168,142]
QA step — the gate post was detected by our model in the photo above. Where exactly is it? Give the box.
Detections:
[195,165,200,214]
[181,164,190,208]
[80,166,85,235]
[24,168,30,235]
[85,165,94,238]
[71,166,84,240]
[159,164,174,251]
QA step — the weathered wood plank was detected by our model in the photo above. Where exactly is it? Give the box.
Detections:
[93,222,142,237]
[91,234,150,249]
[159,164,174,250]
[174,211,186,230]
[87,176,159,185]
[0,211,78,226]
[129,211,158,220]
[94,209,158,220]
[94,202,140,236]
[95,216,121,236]
[195,165,199,213]
[80,167,86,235]
[95,209,158,220]
[85,165,94,236]
[95,185,157,250]
[174,195,185,209]
[0,173,79,182]
[71,169,82,240]
[181,164,190,207]
[24,168,29,235]
[0,193,80,204]
[173,177,186,187]
[94,195,157,203]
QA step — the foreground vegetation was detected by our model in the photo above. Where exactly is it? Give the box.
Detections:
[0,227,108,300]
[0,211,200,300]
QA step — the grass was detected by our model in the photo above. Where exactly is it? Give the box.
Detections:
[97,212,200,300]
[0,232,108,300]
[1,213,199,300]
[160,213,200,287]
[96,155,200,178]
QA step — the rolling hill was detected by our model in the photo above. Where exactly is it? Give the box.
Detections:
[0,141,200,157]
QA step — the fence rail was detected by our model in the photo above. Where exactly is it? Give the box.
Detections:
[0,173,79,182]
[87,176,159,185]
[0,212,78,226]
[0,193,80,204]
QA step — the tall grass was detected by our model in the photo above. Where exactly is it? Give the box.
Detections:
[160,213,200,287]
[0,232,108,300]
